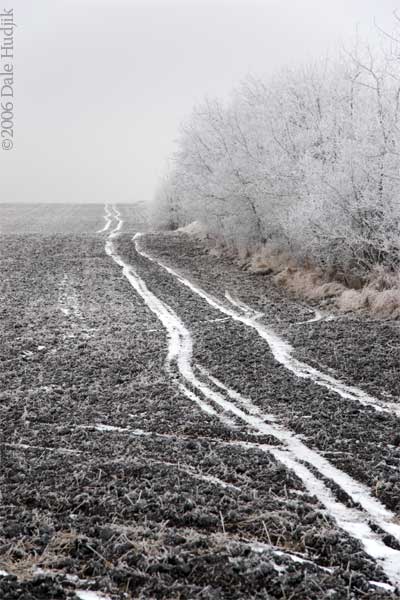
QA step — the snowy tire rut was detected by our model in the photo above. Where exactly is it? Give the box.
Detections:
[102,203,400,588]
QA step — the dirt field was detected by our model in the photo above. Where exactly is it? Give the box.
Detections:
[1,203,399,599]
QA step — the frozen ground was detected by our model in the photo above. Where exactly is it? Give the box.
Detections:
[0,203,399,599]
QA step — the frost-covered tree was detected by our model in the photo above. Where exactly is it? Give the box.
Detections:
[153,22,400,277]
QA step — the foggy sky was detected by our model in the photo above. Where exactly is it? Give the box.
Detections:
[2,0,400,205]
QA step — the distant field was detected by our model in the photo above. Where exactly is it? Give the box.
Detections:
[0,203,149,234]
[0,204,104,234]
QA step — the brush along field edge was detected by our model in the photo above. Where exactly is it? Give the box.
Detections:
[102,204,400,586]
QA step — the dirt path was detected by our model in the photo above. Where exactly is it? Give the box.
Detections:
[103,205,400,590]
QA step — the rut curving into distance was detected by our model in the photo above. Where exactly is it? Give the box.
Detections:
[136,235,400,418]
[96,203,113,233]
[102,204,400,586]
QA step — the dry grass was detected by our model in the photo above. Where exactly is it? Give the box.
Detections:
[245,246,349,303]
[179,226,400,319]
[336,266,400,317]
[271,254,400,318]
[0,530,81,580]
[236,244,400,318]
[337,284,400,318]
[248,243,296,275]
[274,268,347,301]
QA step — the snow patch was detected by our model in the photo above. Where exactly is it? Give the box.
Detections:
[76,592,111,600]
[176,220,207,237]
[250,542,334,572]
[369,580,396,592]
[94,423,128,433]
[297,309,324,324]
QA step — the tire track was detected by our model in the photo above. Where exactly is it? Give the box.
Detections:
[136,234,400,418]
[102,204,400,586]
[96,203,113,233]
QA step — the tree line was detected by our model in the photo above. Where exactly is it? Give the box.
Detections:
[153,22,400,280]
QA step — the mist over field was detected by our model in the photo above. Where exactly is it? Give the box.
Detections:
[2,0,400,205]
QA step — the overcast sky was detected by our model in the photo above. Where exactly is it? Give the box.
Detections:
[2,0,400,204]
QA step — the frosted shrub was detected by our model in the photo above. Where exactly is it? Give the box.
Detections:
[153,21,400,303]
